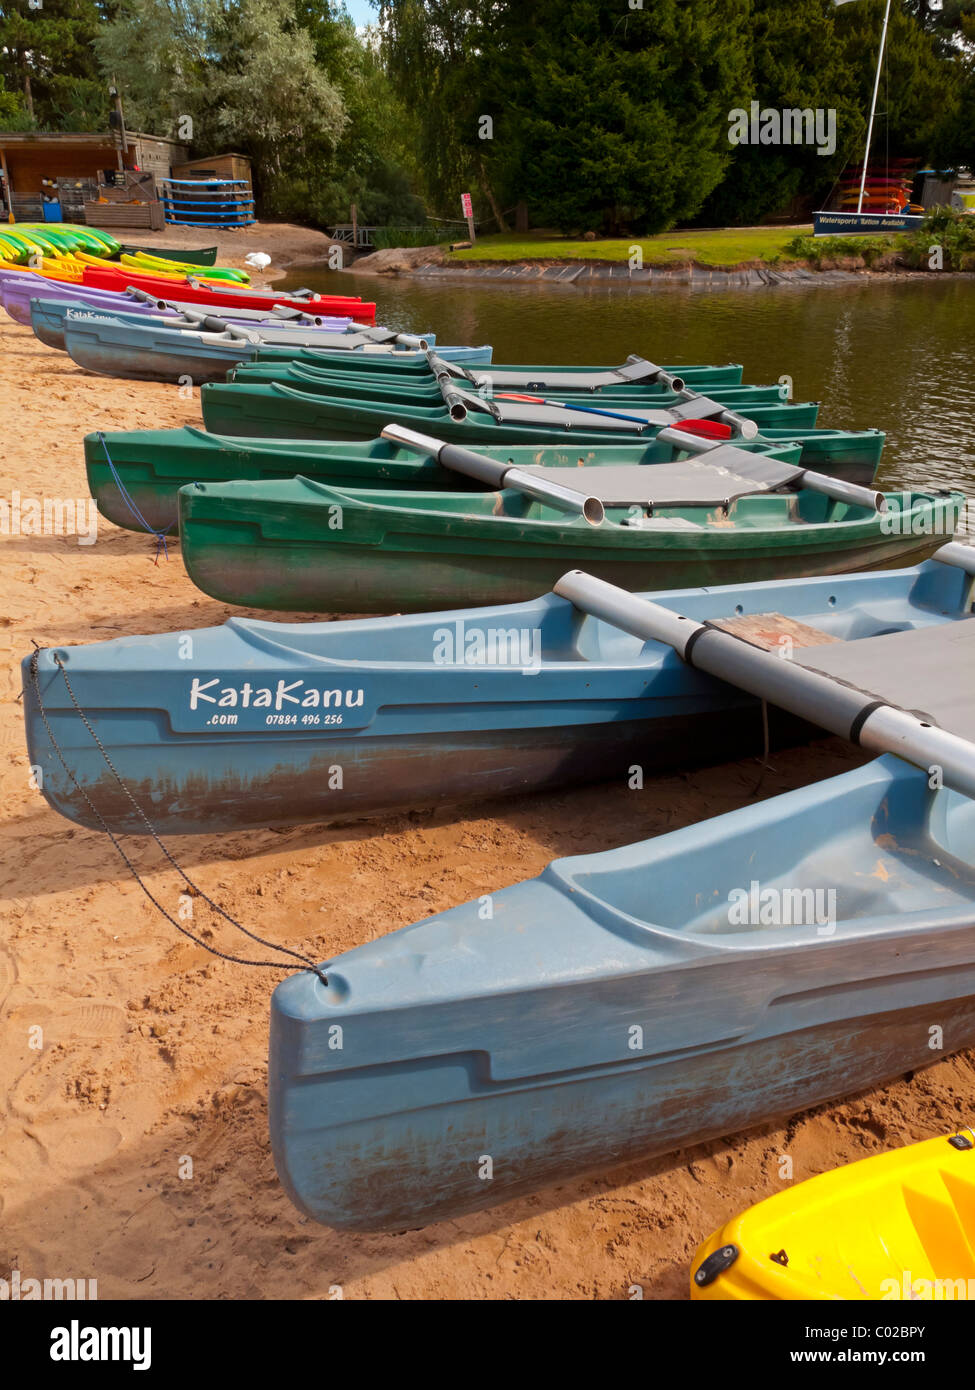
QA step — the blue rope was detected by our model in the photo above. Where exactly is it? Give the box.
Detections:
[97,431,171,562]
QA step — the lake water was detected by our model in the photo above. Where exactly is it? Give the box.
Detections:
[277,267,975,519]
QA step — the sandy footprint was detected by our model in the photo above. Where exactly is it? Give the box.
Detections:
[27,1115,123,1171]
[58,1002,128,1041]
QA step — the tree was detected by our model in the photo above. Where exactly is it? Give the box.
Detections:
[379,0,753,236]
[377,0,487,218]
[493,0,752,235]
[0,74,29,125]
[699,0,967,226]
[0,0,106,129]
[280,0,424,225]
[96,0,346,195]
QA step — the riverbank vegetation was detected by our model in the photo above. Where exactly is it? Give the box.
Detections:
[447,227,814,268]
[441,209,975,274]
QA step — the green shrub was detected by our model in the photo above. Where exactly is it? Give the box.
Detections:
[369,225,454,250]
[786,209,975,271]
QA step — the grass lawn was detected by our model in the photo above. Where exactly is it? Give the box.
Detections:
[447,225,813,266]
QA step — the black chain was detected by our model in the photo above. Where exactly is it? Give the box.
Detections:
[28,647,328,985]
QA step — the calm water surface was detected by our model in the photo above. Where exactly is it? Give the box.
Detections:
[278,268,975,510]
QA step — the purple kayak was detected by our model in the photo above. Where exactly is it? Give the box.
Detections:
[0,270,352,333]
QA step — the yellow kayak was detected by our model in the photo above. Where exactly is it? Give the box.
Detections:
[691,1131,975,1300]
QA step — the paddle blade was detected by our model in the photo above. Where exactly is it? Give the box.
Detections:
[674,420,733,439]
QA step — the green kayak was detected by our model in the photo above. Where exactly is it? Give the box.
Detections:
[87,428,805,534]
[179,465,962,613]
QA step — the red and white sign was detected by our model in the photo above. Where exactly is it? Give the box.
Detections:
[461,192,473,217]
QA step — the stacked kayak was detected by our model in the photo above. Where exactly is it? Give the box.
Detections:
[176,425,957,612]
[691,1131,975,1300]
[0,223,121,265]
[0,272,345,333]
[22,553,973,835]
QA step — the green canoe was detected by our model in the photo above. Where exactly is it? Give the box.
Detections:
[87,428,805,534]
[178,467,962,613]
[246,351,748,384]
[198,378,884,478]
[229,357,751,392]
[201,378,819,438]
[225,361,791,410]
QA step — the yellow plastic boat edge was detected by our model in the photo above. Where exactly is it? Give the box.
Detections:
[691,1131,975,1301]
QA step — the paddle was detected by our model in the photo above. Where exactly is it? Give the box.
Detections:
[492,391,760,438]
[493,393,660,428]
[380,423,605,524]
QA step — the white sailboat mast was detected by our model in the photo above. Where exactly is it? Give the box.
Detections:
[858,0,893,214]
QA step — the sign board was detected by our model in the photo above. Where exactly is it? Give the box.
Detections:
[461,192,475,242]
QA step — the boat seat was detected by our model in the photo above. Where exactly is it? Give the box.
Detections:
[795,619,975,743]
[521,450,804,507]
[710,613,843,651]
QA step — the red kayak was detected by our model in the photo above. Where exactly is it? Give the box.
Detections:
[80,267,376,323]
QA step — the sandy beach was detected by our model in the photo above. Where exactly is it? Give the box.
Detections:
[2,292,974,1301]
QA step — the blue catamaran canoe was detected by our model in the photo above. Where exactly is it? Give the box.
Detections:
[22,556,973,836]
[266,546,975,1230]
[61,317,491,382]
[270,753,975,1231]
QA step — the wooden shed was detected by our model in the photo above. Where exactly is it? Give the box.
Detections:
[172,152,253,186]
[0,131,189,219]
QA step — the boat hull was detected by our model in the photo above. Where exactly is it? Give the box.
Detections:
[273,992,975,1232]
[178,480,954,614]
[22,709,773,836]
